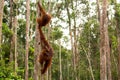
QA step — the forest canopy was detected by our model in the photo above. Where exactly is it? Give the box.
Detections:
[0,0,120,80]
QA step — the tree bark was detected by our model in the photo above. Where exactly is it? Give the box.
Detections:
[9,0,14,63]
[96,0,100,22]
[103,0,112,80]
[114,1,120,80]
[99,0,107,80]
[72,1,78,79]
[115,4,120,80]
[9,0,18,74]
[59,40,62,80]
[0,0,4,47]
[33,1,40,80]
[73,18,77,80]
[117,21,120,80]
[47,1,52,80]
[13,17,18,75]
[25,0,30,80]
[99,0,112,80]
[33,23,40,80]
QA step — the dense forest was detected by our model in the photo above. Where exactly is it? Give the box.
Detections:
[0,0,120,80]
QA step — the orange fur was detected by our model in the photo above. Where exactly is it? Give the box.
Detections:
[37,2,53,74]
[36,2,51,27]
[38,28,53,74]
[36,2,53,73]
[39,49,52,74]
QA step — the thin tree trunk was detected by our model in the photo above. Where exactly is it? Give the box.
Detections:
[72,1,78,79]
[9,0,14,63]
[9,0,18,74]
[65,1,74,79]
[33,1,40,80]
[115,6,120,80]
[33,23,40,80]
[114,1,120,79]
[25,0,30,80]
[96,0,100,22]
[0,0,4,47]
[73,20,77,80]
[88,55,95,80]
[117,22,120,80]
[13,17,18,75]
[77,28,81,80]
[88,27,95,80]
[67,57,70,80]
[81,44,95,80]
[47,1,52,80]
[59,40,62,80]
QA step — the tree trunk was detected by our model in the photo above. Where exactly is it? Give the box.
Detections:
[114,1,120,80]
[47,1,52,80]
[13,17,18,75]
[96,0,100,22]
[99,0,111,80]
[9,0,14,63]
[33,1,40,80]
[65,0,74,79]
[88,17,95,80]
[73,20,77,80]
[0,0,4,47]
[103,0,111,80]
[33,23,40,80]
[99,0,107,80]
[115,4,120,80]
[72,1,78,79]
[81,44,95,80]
[59,40,62,80]
[25,0,30,80]
[117,21,120,80]
[9,0,18,74]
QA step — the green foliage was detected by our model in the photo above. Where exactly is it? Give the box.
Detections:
[52,42,71,80]
[17,19,26,43]
[2,23,13,38]
[29,46,34,54]
[0,60,22,79]
[1,43,10,63]
[115,4,120,21]
[1,0,119,79]
[79,17,100,79]
[3,4,9,23]
[108,26,118,48]
[81,0,88,4]
[4,5,9,15]
[52,27,63,40]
